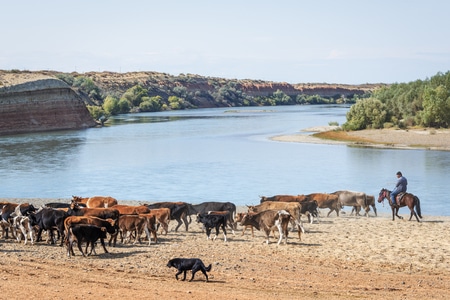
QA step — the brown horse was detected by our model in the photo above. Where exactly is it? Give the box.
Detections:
[377,188,422,222]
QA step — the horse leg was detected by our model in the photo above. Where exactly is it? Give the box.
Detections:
[395,207,403,220]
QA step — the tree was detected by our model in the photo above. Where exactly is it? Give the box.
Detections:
[102,96,120,115]
[342,98,387,130]
[139,96,162,112]
[120,85,148,107]
[420,85,450,127]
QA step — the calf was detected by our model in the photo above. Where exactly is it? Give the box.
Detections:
[67,202,119,246]
[207,211,235,234]
[351,195,377,217]
[117,215,153,245]
[247,201,304,239]
[145,208,170,235]
[28,207,68,245]
[239,210,291,245]
[12,216,35,245]
[1,202,36,239]
[146,202,189,232]
[300,200,319,224]
[188,202,237,231]
[196,213,227,242]
[63,216,117,241]
[66,224,108,257]
[234,212,256,237]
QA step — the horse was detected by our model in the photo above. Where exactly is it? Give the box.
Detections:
[377,188,422,222]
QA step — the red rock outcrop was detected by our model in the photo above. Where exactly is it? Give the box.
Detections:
[0,76,96,136]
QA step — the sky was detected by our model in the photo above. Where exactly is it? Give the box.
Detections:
[1,0,450,84]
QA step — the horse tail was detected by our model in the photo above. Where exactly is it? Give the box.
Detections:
[414,196,423,219]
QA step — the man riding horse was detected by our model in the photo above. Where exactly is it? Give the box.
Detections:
[391,171,407,206]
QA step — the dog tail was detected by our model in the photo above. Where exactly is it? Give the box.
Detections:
[205,264,212,272]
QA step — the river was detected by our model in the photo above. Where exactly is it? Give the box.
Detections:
[1,105,449,216]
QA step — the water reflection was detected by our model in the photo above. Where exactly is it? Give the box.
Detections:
[0,131,85,171]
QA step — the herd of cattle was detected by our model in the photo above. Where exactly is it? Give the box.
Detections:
[0,190,376,256]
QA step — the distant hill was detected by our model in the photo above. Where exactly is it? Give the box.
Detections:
[0,70,383,109]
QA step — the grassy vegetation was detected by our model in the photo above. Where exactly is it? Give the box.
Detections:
[312,130,374,144]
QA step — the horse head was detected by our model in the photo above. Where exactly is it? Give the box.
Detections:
[378,188,390,203]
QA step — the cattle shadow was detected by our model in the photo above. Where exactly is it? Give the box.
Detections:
[305,230,325,234]
[420,220,444,223]
[97,249,148,259]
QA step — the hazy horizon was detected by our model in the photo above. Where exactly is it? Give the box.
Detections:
[2,1,449,85]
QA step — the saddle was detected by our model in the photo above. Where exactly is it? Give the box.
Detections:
[395,192,406,205]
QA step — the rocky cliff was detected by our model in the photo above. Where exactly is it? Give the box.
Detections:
[0,73,96,136]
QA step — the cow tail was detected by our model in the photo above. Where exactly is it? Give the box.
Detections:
[205,264,212,272]
[414,196,422,219]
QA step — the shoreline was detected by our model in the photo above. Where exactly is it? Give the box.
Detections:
[2,197,449,219]
[270,126,450,151]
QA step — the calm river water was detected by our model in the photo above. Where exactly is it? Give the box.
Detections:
[1,105,449,216]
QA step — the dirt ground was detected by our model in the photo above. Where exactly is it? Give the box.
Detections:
[1,205,449,300]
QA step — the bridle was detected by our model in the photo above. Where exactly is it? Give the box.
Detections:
[378,188,389,203]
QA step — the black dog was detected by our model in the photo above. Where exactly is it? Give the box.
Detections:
[167,258,212,282]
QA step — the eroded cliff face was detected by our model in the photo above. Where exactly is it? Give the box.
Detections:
[0,75,96,136]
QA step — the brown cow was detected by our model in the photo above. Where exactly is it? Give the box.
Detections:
[235,212,255,237]
[305,193,341,217]
[247,201,304,240]
[240,210,292,245]
[259,195,307,203]
[140,208,170,235]
[146,202,189,232]
[235,211,279,238]
[72,196,118,208]
[109,204,150,215]
[116,215,156,245]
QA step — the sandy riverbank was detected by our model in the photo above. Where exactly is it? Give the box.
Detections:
[1,198,450,299]
[271,126,450,151]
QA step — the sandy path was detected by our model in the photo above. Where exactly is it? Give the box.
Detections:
[271,126,450,151]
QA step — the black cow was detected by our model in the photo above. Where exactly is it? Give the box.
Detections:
[28,207,68,245]
[300,200,319,224]
[66,203,120,247]
[187,202,236,231]
[45,202,86,209]
[66,224,108,257]
[146,202,189,232]
[196,213,227,242]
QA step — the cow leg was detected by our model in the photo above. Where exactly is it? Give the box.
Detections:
[143,226,152,246]
[221,225,227,242]
[174,218,183,232]
[19,223,28,245]
[263,229,270,244]
[276,222,283,245]
[205,227,211,240]
[212,226,219,241]
[77,240,86,257]
[182,213,189,232]
[372,205,378,217]
[100,238,108,254]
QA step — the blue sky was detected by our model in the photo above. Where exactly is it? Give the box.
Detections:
[1,0,449,84]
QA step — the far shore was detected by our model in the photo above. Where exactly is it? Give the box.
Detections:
[271,126,450,151]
